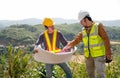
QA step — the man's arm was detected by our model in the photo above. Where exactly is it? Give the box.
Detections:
[58,32,68,46]
[62,32,82,51]
[68,32,82,47]
[35,33,44,45]
[98,23,112,59]
[34,33,44,53]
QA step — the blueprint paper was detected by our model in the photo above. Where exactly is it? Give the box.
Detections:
[33,45,77,64]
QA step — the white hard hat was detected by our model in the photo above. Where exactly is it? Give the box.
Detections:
[78,10,90,21]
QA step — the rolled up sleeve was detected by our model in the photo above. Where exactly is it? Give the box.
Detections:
[68,32,82,47]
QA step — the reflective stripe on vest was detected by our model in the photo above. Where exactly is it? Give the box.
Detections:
[44,30,61,53]
[82,23,105,57]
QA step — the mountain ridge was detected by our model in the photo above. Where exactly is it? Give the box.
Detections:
[0,18,120,29]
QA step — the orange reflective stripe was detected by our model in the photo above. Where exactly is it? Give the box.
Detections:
[44,30,52,51]
[44,30,60,53]
[52,30,57,51]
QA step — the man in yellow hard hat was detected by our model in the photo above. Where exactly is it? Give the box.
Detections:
[62,11,112,78]
[34,18,72,78]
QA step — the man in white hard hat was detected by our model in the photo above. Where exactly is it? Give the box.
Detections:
[62,10,112,78]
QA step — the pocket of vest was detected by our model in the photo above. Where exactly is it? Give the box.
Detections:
[90,36,98,44]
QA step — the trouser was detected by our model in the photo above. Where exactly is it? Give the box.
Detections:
[46,62,72,78]
[85,56,106,78]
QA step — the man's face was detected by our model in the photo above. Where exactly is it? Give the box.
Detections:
[80,19,87,27]
[47,26,54,33]
[80,18,89,27]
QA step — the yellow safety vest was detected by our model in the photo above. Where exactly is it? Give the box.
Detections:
[82,23,105,58]
[44,29,61,53]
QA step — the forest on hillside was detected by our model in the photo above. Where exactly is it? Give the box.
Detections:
[0,23,120,46]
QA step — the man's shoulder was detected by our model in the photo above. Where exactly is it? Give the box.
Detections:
[56,30,62,34]
[39,32,44,38]
[96,22,104,27]
[56,30,65,37]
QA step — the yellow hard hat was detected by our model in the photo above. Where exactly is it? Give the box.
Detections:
[42,18,54,27]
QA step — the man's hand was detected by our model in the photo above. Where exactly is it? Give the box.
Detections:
[106,54,111,59]
[62,45,71,52]
[34,48,38,54]
[106,54,112,63]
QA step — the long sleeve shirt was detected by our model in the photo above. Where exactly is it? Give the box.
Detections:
[36,30,68,50]
[68,23,111,55]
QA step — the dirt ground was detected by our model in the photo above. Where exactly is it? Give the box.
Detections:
[70,55,85,64]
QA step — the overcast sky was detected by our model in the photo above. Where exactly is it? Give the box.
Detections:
[0,0,120,20]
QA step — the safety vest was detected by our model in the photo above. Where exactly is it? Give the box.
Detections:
[44,29,61,53]
[82,23,105,58]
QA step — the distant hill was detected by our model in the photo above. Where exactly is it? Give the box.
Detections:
[0,18,120,29]
[101,20,120,26]
[52,18,78,24]
[0,18,42,28]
